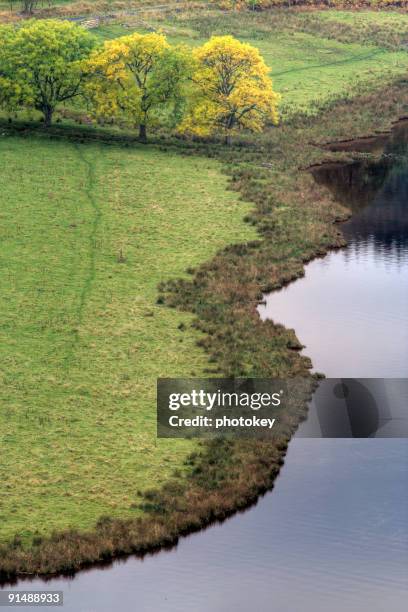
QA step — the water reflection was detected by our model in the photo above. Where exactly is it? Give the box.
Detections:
[260,122,408,377]
[316,121,408,258]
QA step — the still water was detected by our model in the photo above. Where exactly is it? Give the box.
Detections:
[259,127,408,377]
[3,124,408,610]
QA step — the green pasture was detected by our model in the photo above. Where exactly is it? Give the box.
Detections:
[0,135,255,542]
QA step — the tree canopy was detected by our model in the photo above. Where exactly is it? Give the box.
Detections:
[0,23,279,143]
[86,32,192,142]
[180,35,280,143]
[0,25,19,111]
[0,20,97,126]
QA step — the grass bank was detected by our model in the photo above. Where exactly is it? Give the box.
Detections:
[1,7,408,577]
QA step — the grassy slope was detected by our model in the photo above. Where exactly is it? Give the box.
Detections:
[316,9,408,26]
[0,136,255,542]
[2,7,408,546]
[252,33,408,116]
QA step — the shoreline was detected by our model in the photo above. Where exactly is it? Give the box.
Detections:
[1,79,408,580]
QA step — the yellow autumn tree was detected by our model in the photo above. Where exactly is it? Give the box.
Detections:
[180,35,280,144]
[86,32,192,142]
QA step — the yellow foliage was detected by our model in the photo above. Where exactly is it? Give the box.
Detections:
[86,32,192,140]
[180,35,280,141]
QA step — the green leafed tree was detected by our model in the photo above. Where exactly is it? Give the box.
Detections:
[0,25,22,112]
[0,20,97,127]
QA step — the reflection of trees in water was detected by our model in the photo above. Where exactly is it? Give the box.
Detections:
[312,124,408,263]
[384,122,408,158]
[341,237,408,269]
[313,159,392,212]
[344,169,408,250]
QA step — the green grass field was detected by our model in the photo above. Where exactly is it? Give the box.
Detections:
[250,32,408,116]
[2,6,408,547]
[0,136,255,542]
[315,8,408,26]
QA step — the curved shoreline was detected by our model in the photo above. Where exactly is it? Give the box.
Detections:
[1,80,408,581]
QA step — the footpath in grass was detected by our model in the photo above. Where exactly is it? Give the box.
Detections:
[0,135,255,543]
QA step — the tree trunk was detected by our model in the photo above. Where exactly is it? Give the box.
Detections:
[43,107,53,128]
[139,124,147,143]
[225,133,232,146]
[22,0,37,15]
